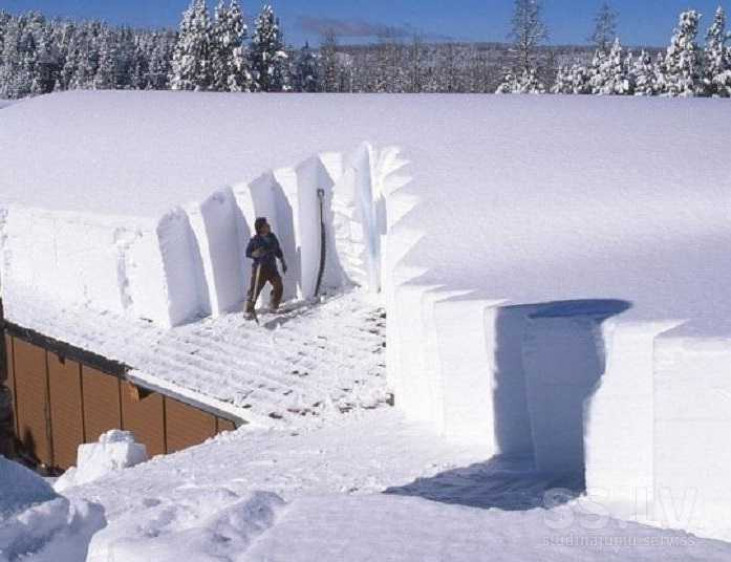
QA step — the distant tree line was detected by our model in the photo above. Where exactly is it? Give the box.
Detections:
[1,0,729,99]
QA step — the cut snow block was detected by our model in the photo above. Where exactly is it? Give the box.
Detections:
[187,188,247,317]
[3,208,127,315]
[383,259,428,397]
[585,321,679,504]
[155,208,207,326]
[390,283,442,426]
[55,429,147,492]
[2,206,189,327]
[318,151,345,186]
[331,144,381,292]
[295,157,337,299]
[653,335,731,539]
[126,227,175,326]
[433,298,506,453]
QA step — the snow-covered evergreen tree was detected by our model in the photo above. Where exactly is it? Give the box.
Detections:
[147,31,176,90]
[569,63,592,94]
[551,65,572,93]
[703,6,731,97]
[250,4,288,92]
[320,29,338,93]
[211,0,250,92]
[631,50,657,95]
[591,38,630,94]
[508,0,548,77]
[590,2,618,52]
[292,42,318,92]
[499,0,547,94]
[496,67,545,94]
[659,10,702,97]
[94,28,119,89]
[170,0,212,91]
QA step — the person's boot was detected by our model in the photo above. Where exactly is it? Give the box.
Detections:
[244,301,256,320]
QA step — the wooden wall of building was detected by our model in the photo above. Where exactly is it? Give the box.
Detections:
[3,332,239,471]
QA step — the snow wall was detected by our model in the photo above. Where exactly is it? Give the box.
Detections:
[382,160,731,543]
[0,142,387,328]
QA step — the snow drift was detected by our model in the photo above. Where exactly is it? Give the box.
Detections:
[86,489,283,562]
[0,457,105,561]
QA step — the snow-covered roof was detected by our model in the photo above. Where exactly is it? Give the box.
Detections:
[2,91,731,335]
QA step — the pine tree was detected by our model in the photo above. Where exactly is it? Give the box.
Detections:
[590,2,618,52]
[704,6,731,97]
[93,27,119,89]
[660,10,702,97]
[292,42,318,92]
[170,0,212,91]
[591,38,629,94]
[320,29,338,92]
[588,47,607,93]
[551,65,572,93]
[496,67,544,94]
[211,0,250,92]
[147,31,176,90]
[250,4,288,92]
[569,63,592,94]
[508,0,548,76]
[631,50,657,95]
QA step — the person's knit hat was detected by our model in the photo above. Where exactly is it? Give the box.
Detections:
[254,217,268,234]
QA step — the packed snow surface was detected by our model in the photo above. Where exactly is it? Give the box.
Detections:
[63,411,731,562]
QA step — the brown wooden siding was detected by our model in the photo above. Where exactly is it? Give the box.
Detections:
[82,365,122,443]
[165,397,217,454]
[4,330,241,471]
[121,382,166,458]
[5,334,18,437]
[13,339,52,466]
[47,353,85,470]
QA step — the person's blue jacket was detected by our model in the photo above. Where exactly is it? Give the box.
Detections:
[246,233,284,269]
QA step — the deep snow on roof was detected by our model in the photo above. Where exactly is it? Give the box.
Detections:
[3,91,731,332]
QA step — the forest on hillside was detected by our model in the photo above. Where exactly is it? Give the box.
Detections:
[0,0,728,99]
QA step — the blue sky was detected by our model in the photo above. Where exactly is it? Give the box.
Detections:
[2,0,729,46]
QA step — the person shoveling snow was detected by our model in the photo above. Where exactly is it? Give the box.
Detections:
[245,217,288,321]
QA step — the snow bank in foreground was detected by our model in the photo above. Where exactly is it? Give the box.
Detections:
[244,494,731,562]
[0,457,105,562]
[54,430,148,493]
[86,490,283,562]
[66,411,731,561]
